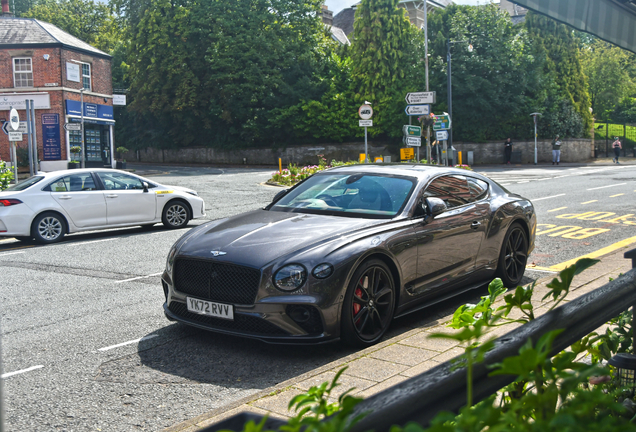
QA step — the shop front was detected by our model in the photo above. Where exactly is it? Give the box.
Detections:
[65,100,115,168]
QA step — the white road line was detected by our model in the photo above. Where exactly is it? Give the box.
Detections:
[587,183,626,191]
[0,251,26,257]
[1,365,44,379]
[114,272,163,284]
[516,181,530,183]
[67,238,117,246]
[98,334,159,352]
[532,194,566,201]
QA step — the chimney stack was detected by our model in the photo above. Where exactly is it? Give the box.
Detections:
[2,0,13,16]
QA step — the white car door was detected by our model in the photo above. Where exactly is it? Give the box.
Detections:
[96,172,156,225]
[50,174,107,228]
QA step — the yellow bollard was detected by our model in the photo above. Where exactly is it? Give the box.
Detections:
[458,151,462,165]
[279,158,282,173]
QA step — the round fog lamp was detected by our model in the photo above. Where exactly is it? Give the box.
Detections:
[312,263,334,279]
[274,264,307,291]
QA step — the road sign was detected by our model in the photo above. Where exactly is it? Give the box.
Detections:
[405,91,436,105]
[403,125,421,137]
[64,123,82,131]
[433,115,451,130]
[8,131,22,141]
[358,104,373,120]
[2,121,27,135]
[435,130,449,141]
[405,105,430,116]
[359,120,373,127]
[404,136,421,147]
[9,108,19,131]
[400,148,415,160]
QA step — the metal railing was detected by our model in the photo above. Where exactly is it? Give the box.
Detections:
[206,249,636,432]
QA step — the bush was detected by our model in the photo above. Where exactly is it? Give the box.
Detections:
[0,159,14,190]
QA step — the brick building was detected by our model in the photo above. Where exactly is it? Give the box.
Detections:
[0,13,115,171]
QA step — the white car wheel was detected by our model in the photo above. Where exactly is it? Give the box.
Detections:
[33,212,66,244]
[162,201,190,229]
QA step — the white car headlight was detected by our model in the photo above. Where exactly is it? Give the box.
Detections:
[186,191,198,197]
[273,264,307,291]
[166,245,177,273]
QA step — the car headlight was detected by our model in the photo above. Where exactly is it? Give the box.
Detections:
[186,190,198,197]
[166,245,177,273]
[312,263,334,279]
[273,264,307,291]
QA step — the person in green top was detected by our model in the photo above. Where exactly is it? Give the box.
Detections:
[551,135,561,165]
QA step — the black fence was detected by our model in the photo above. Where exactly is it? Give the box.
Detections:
[594,122,636,157]
[206,249,636,432]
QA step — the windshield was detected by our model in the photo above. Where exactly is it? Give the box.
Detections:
[271,173,416,218]
[1,176,45,192]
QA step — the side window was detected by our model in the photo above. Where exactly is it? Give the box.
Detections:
[49,174,99,192]
[49,177,70,192]
[97,172,144,190]
[423,175,471,209]
[467,178,489,201]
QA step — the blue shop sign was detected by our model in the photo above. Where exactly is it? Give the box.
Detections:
[41,113,61,161]
[65,99,114,120]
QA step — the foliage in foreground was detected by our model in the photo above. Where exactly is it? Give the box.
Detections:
[229,258,636,432]
[0,160,14,191]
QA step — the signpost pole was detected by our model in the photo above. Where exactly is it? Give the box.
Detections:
[25,100,34,177]
[80,88,85,169]
[29,100,38,173]
[424,3,431,164]
[9,105,18,183]
[530,113,541,165]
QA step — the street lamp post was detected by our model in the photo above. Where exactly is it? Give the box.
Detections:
[447,39,472,153]
[530,112,542,165]
[80,88,85,169]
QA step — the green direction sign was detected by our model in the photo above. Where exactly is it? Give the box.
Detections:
[433,115,451,131]
[402,125,421,137]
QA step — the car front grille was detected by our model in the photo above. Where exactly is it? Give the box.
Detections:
[173,258,261,305]
[168,302,289,336]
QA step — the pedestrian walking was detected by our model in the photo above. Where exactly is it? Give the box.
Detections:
[504,138,513,164]
[551,135,562,165]
[612,137,622,164]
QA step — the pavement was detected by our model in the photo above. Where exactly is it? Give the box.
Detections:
[165,240,636,432]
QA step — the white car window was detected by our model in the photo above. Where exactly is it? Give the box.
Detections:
[50,174,98,192]
[97,172,144,190]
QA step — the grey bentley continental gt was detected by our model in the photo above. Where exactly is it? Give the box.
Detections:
[161,164,536,347]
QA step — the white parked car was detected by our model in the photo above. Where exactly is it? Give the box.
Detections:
[0,168,205,244]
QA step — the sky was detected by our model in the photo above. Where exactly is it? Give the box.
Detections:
[325,0,495,15]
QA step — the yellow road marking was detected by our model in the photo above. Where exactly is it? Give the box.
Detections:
[548,207,567,212]
[545,235,636,272]
[581,200,597,204]
[610,193,624,197]
[0,245,34,252]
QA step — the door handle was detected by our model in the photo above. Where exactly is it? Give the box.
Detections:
[59,195,72,200]
[471,221,481,229]
[106,194,118,198]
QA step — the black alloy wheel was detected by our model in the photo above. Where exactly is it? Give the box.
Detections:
[162,200,190,229]
[497,223,528,288]
[342,259,395,347]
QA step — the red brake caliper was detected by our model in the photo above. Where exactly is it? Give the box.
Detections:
[353,287,363,315]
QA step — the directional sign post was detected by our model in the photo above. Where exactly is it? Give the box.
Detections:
[405,105,430,116]
[405,91,436,105]
[433,114,451,131]
[64,123,82,131]
[404,136,421,147]
[403,125,421,137]
[8,132,22,141]
[435,130,448,141]
[2,121,27,135]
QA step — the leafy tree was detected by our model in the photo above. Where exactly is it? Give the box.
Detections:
[23,0,122,52]
[525,12,592,137]
[9,0,37,16]
[580,39,636,120]
[123,0,334,148]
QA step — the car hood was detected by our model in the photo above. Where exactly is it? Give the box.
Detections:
[177,210,380,268]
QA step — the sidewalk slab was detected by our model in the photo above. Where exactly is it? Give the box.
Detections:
[166,245,634,432]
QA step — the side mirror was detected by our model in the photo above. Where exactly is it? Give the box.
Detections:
[272,189,287,203]
[425,197,447,218]
[142,181,149,193]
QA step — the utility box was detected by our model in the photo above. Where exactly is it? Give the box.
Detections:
[511,150,522,164]
[467,151,474,165]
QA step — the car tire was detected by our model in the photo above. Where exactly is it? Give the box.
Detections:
[162,200,190,229]
[341,259,395,347]
[496,223,528,288]
[32,212,66,244]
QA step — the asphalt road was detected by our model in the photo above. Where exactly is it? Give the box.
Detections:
[0,162,634,431]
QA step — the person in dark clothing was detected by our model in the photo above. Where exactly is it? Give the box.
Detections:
[504,138,513,164]
[612,137,622,164]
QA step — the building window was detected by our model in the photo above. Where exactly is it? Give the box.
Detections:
[13,57,33,88]
[81,63,91,90]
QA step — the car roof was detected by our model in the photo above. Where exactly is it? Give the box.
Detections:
[320,164,489,182]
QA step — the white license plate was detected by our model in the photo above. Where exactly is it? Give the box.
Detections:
[186,297,234,320]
